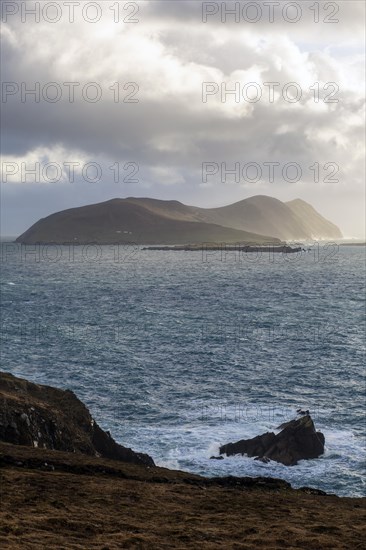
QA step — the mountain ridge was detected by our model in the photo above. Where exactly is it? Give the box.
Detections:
[16,195,342,245]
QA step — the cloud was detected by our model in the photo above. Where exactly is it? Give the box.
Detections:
[0,0,365,237]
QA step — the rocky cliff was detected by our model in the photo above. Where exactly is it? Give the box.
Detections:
[0,372,154,467]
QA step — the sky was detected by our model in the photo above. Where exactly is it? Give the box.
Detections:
[1,0,365,238]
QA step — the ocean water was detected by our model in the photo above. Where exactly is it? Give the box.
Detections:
[1,242,365,497]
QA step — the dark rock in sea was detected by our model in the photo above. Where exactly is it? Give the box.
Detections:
[210,455,224,460]
[219,415,325,466]
[297,408,310,416]
[0,372,154,467]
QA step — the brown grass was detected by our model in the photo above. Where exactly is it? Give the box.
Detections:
[0,442,364,549]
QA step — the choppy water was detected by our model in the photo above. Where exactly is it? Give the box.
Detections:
[1,242,365,496]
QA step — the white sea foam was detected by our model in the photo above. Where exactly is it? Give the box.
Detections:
[119,420,366,497]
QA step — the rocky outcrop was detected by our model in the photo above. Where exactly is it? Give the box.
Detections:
[0,372,154,467]
[220,415,325,466]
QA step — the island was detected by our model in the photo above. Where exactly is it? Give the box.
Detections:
[15,195,342,245]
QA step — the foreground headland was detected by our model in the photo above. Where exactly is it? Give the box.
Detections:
[0,373,364,549]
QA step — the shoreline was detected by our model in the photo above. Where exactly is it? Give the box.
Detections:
[1,373,365,548]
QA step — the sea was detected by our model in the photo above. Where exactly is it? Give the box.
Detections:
[1,241,365,497]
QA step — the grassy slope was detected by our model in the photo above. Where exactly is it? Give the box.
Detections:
[16,200,279,245]
[0,442,365,549]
